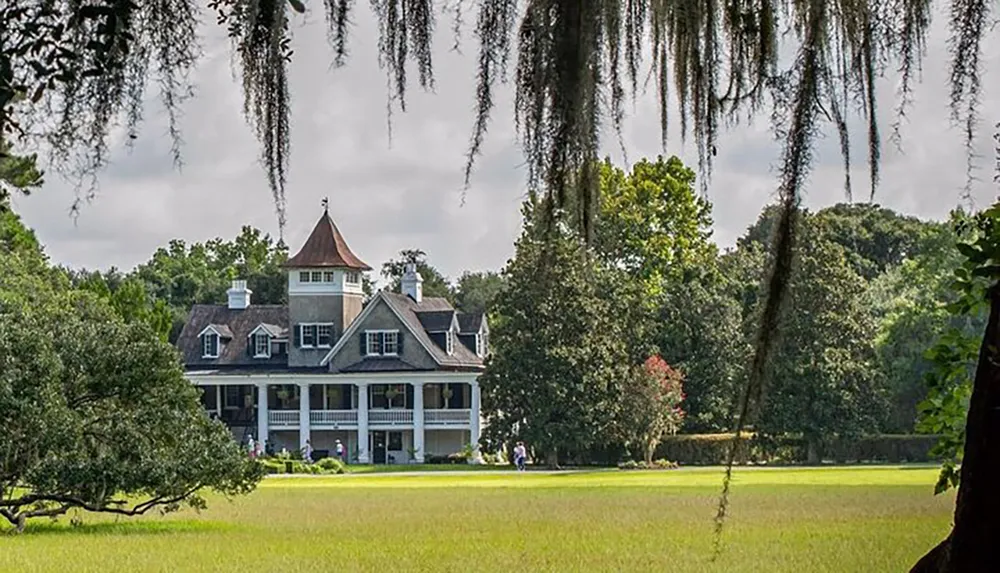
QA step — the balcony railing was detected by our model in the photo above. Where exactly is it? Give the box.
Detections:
[368,409,414,425]
[425,409,471,426]
[262,408,471,428]
[268,410,300,428]
[310,410,358,426]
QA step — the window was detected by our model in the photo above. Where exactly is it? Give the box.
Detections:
[388,431,403,451]
[366,331,382,355]
[254,333,270,357]
[299,271,311,283]
[323,271,335,282]
[301,324,317,347]
[223,386,241,409]
[311,271,323,283]
[382,331,399,355]
[202,333,219,358]
[345,271,360,284]
[446,331,454,355]
[317,324,332,347]
[476,333,488,357]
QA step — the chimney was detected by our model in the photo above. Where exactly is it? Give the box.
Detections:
[401,263,423,303]
[227,279,252,310]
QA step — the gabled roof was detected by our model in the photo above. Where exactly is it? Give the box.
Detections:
[415,310,457,332]
[457,313,486,334]
[340,357,432,373]
[283,210,371,270]
[249,323,288,339]
[177,305,289,368]
[319,290,484,370]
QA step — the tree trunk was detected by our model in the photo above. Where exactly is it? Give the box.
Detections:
[548,447,559,469]
[911,285,1000,572]
[806,438,820,465]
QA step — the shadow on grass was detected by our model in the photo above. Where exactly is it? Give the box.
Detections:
[4,519,233,537]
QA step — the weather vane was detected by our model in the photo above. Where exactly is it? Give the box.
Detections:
[321,197,329,212]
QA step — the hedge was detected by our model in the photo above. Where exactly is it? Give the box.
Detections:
[653,434,943,465]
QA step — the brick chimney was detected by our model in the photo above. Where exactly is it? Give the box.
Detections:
[227,279,252,310]
[401,263,423,303]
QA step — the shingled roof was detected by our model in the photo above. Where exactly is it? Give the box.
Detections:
[177,304,289,368]
[283,210,371,270]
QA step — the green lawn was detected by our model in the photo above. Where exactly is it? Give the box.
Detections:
[0,466,952,572]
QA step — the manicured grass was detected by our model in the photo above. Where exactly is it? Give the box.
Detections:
[0,466,953,572]
[344,462,518,473]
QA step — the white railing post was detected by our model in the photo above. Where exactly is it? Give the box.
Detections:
[257,383,269,446]
[357,382,369,463]
[299,382,310,452]
[412,382,425,463]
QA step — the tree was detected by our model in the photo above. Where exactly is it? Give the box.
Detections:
[380,249,455,302]
[72,271,174,342]
[480,205,632,466]
[755,228,885,463]
[595,156,715,288]
[454,271,505,315]
[0,218,264,533]
[621,356,685,464]
[0,143,43,208]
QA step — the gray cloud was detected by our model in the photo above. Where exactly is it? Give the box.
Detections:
[11,4,1000,283]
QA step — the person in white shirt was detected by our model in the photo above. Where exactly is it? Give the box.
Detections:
[303,440,314,463]
[334,439,345,463]
[513,442,527,472]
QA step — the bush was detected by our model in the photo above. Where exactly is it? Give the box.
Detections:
[653,433,942,466]
[617,459,678,471]
[317,457,346,474]
[258,459,285,474]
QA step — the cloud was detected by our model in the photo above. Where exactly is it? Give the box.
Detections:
[11,4,1000,281]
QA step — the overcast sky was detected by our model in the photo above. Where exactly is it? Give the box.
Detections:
[11,4,1000,284]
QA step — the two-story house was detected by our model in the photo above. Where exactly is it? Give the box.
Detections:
[176,209,488,464]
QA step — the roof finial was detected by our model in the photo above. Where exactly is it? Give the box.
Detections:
[321,197,329,213]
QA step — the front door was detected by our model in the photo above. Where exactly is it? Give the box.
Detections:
[371,431,387,464]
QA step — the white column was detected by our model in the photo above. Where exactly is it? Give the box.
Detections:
[470,380,482,461]
[357,382,370,463]
[299,382,310,451]
[412,381,425,463]
[257,383,269,445]
[215,385,222,417]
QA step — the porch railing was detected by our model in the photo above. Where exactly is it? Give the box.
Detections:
[424,409,471,426]
[310,410,358,426]
[368,409,414,425]
[268,410,300,428]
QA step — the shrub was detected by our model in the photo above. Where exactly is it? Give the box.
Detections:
[617,459,678,471]
[258,459,285,474]
[317,457,346,474]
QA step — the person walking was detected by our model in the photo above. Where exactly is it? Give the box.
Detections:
[247,435,256,459]
[513,441,527,472]
[334,439,345,463]
[303,439,314,463]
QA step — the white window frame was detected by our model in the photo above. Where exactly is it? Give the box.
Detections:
[446,331,454,355]
[223,386,241,410]
[300,323,334,349]
[299,271,311,283]
[300,324,317,348]
[317,324,333,348]
[365,331,382,356]
[202,333,219,358]
[323,271,335,283]
[345,271,360,285]
[476,333,486,357]
[311,271,323,283]
[254,333,271,358]
[382,331,399,356]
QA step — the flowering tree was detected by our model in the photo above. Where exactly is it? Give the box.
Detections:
[624,355,686,464]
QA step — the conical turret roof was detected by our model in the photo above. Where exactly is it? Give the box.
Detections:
[283,210,371,270]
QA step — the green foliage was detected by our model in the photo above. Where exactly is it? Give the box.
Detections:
[0,249,264,531]
[0,144,44,205]
[620,356,686,464]
[480,205,632,462]
[617,459,679,470]
[316,457,346,474]
[454,271,505,315]
[380,249,455,302]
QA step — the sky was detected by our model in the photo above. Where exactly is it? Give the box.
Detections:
[11,4,1000,285]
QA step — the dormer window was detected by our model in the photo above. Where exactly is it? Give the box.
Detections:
[203,332,219,358]
[476,333,488,357]
[253,333,271,358]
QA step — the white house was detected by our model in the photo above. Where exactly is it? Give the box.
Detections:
[176,208,488,464]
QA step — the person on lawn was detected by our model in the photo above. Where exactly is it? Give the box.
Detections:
[513,442,527,472]
[303,440,314,463]
[335,439,345,463]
